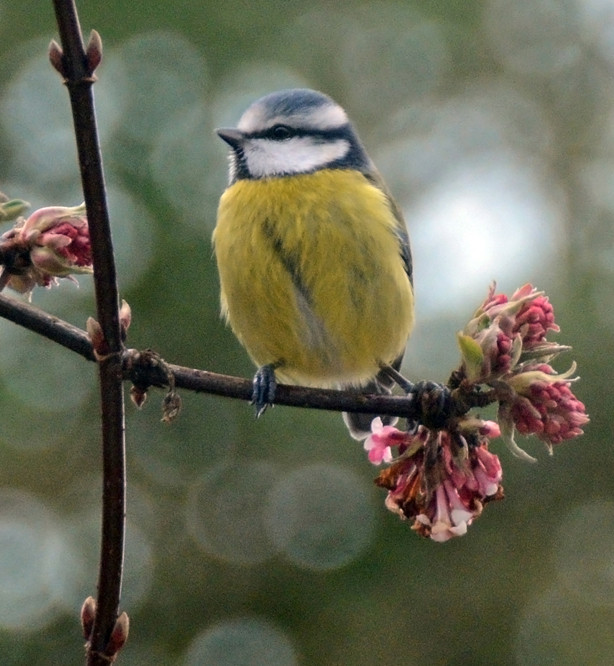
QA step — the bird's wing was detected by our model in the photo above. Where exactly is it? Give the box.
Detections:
[364,169,413,286]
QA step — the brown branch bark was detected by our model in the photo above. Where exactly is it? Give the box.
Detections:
[51,2,126,663]
[0,294,94,360]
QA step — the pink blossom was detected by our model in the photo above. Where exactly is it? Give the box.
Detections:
[480,284,559,348]
[479,283,510,318]
[371,282,585,540]
[0,204,92,295]
[477,420,501,438]
[363,418,426,465]
[459,284,574,399]
[508,283,536,302]
[472,447,503,496]
[35,219,92,271]
[428,485,469,541]
[510,379,589,446]
[363,418,395,464]
[513,295,559,347]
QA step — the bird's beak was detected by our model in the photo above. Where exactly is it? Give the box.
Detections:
[216,128,245,149]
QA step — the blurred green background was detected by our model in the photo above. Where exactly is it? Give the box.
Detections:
[0,1,611,664]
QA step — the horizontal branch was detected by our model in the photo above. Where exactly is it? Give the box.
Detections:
[0,293,94,359]
[168,363,424,418]
[0,293,494,421]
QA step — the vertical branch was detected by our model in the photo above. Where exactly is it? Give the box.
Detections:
[51,1,127,663]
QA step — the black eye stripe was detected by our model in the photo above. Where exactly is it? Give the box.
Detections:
[270,124,293,140]
[247,125,351,142]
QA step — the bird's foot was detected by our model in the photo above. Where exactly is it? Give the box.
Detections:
[380,367,453,429]
[408,380,454,430]
[252,364,277,418]
[380,364,414,393]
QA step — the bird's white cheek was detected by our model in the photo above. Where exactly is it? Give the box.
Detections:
[245,138,350,177]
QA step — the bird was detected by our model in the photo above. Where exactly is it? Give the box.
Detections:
[212,88,414,439]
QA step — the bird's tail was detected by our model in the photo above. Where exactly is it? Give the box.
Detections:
[342,359,402,440]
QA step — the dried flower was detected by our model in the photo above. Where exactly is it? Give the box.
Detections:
[130,384,148,409]
[161,389,182,423]
[372,420,503,542]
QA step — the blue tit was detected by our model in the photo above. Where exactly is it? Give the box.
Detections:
[213,88,414,439]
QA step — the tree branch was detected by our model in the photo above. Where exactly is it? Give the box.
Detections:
[0,293,94,360]
[0,293,496,423]
[51,2,126,663]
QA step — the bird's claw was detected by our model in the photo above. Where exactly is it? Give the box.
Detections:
[252,364,277,417]
[409,380,454,430]
[380,364,414,392]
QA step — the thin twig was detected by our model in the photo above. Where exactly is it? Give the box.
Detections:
[51,2,126,664]
[0,294,94,360]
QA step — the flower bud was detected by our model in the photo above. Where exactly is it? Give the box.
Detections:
[0,203,93,296]
[458,284,567,387]
[86,316,111,360]
[119,299,132,341]
[86,30,103,73]
[105,612,129,658]
[48,39,66,78]
[80,596,96,640]
[498,362,589,457]
[512,379,588,448]
[514,294,559,347]
[25,205,92,273]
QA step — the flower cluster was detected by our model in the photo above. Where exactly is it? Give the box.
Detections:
[0,203,92,296]
[365,284,587,542]
[501,364,589,454]
[367,417,503,542]
[457,283,588,461]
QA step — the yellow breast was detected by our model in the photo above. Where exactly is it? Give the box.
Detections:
[213,169,414,387]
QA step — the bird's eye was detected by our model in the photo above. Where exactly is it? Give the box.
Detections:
[271,125,293,140]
